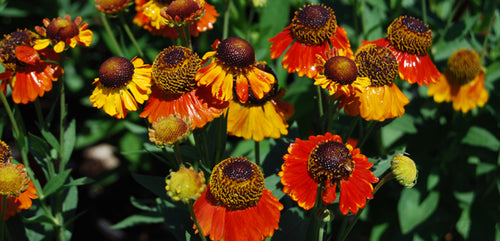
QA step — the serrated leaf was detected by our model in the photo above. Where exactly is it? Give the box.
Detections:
[111,213,164,229]
[461,126,500,151]
[42,169,72,198]
[398,189,440,234]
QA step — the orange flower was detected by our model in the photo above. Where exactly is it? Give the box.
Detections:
[90,56,152,119]
[196,37,275,103]
[161,0,205,27]
[279,133,378,214]
[339,44,409,121]
[1,180,38,221]
[140,46,227,128]
[0,29,63,104]
[193,157,283,241]
[361,16,440,86]
[428,49,488,113]
[269,4,353,78]
[34,15,93,53]
[133,0,218,38]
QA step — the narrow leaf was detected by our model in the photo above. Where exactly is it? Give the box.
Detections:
[62,119,76,166]
[462,126,500,151]
[42,169,72,198]
[111,213,164,229]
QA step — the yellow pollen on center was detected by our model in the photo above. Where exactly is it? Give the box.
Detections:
[0,163,28,196]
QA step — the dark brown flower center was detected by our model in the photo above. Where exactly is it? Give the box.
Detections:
[152,46,201,94]
[98,56,134,88]
[324,56,358,85]
[165,0,200,19]
[355,44,398,86]
[209,157,264,210]
[308,140,353,184]
[96,0,131,13]
[291,4,337,46]
[46,18,79,41]
[387,16,432,55]
[216,37,255,68]
[446,49,481,85]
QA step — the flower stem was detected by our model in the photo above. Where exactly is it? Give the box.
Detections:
[0,195,7,241]
[188,200,207,241]
[58,68,66,172]
[119,12,144,58]
[173,142,183,167]
[223,0,231,39]
[336,172,393,241]
[100,12,125,56]
[254,140,260,166]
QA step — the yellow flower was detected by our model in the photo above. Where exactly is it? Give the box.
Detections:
[148,114,191,146]
[34,15,93,53]
[165,165,206,202]
[90,56,152,119]
[428,49,488,113]
[391,153,418,188]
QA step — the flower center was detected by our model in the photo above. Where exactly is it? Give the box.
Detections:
[209,157,264,210]
[0,30,39,70]
[96,0,131,13]
[0,163,29,196]
[291,4,337,46]
[98,56,135,88]
[46,18,79,41]
[0,140,11,163]
[166,165,206,202]
[387,16,432,56]
[216,37,255,68]
[149,115,190,146]
[324,56,358,85]
[164,0,201,19]
[153,46,201,94]
[355,44,398,86]
[307,140,353,184]
[446,49,481,85]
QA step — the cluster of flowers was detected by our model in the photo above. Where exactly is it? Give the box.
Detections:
[0,0,485,240]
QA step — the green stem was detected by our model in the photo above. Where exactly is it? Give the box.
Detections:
[214,114,227,165]
[223,0,231,39]
[34,99,46,129]
[183,24,192,50]
[246,6,255,40]
[58,70,66,173]
[1,195,7,241]
[307,183,325,241]
[100,12,125,56]
[342,116,360,141]
[119,12,144,58]
[359,121,376,149]
[173,142,183,167]
[254,140,260,166]
[480,12,496,60]
[188,200,207,241]
[421,0,427,25]
[336,172,393,241]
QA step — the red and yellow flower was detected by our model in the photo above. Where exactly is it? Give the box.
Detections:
[361,16,440,86]
[95,0,132,13]
[314,49,370,97]
[279,132,378,214]
[193,157,283,241]
[34,15,93,53]
[0,29,63,104]
[428,49,488,113]
[140,46,227,128]
[196,37,275,103]
[0,160,38,221]
[269,4,353,78]
[90,56,152,119]
[134,0,218,38]
[339,44,409,121]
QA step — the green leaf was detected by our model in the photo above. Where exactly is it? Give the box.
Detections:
[456,207,471,239]
[461,126,500,151]
[427,172,440,191]
[132,173,168,200]
[42,169,72,198]
[62,119,76,166]
[64,176,94,188]
[370,222,390,241]
[130,196,159,212]
[397,189,440,234]
[40,129,59,150]
[265,174,285,200]
[111,213,164,229]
